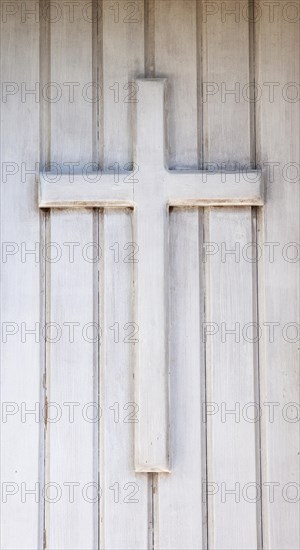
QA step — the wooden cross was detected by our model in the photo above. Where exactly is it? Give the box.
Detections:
[39,79,264,473]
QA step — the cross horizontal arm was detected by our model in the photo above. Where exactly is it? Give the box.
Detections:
[166,170,264,206]
[39,173,134,208]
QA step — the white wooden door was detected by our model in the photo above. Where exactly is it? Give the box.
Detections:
[1,2,299,549]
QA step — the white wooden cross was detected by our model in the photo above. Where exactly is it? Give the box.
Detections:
[39,79,263,473]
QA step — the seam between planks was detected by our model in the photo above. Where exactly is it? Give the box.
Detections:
[92,7,102,547]
[249,0,257,169]
[144,3,156,547]
[98,209,105,550]
[250,4,263,545]
[252,207,263,550]
[200,208,208,550]
[144,0,155,78]
[200,5,209,547]
[196,0,204,169]
[93,0,103,170]
[39,2,51,546]
[203,208,213,550]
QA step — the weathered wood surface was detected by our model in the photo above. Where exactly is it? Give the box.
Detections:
[205,207,259,550]
[133,79,170,472]
[44,3,97,548]
[46,210,96,550]
[0,5,41,550]
[202,2,261,548]
[100,2,149,547]
[256,1,300,548]
[153,1,204,546]
[40,79,263,481]
[1,0,299,549]
[100,209,149,549]
[40,171,263,208]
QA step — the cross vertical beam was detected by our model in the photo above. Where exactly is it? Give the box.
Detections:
[134,79,170,472]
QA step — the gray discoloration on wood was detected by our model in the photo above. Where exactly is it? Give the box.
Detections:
[2,1,298,546]
[256,2,300,547]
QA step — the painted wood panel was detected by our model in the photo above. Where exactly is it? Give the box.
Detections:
[202,0,252,167]
[0,1,299,548]
[205,207,260,550]
[155,0,198,169]
[256,1,300,548]
[154,1,205,547]
[39,169,263,208]
[155,208,205,549]
[102,0,144,168]
[99,210,149,549]
[202,3,260,548]
[45,209,97,549]
[100,1,149,547]
[0,7,42,550]
[44,2,96,548]
[50,1,93,165]
[133,79,172,474]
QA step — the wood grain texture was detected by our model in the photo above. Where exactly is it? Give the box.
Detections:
[205,207,259,550]
[99,209,148,549]
[134,79,170,472]
[44,3,97,548]
[40,77,263,483]
[0,7,41,550]
[166,170,263,205]
[155,0,198,169]
[202,0,252,168]
[50,0,93,166]
[203,4,260,548]
[45,209,96,550]
[39,174,134,208]
[39,169,263,208]
[256,2,300,548]
[153,1,205,546]
[102,0,144,168]
[1,1,299,548]
[155,209,205,549]
[100,3,149,547]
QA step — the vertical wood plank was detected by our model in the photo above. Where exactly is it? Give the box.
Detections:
[202,0,251,167]
[203,3,260,548]
[102,0,144,168]
[154,1,204,547]
[156,208,205,549]
[100,210,148,549]
[144,0,155,77]
[155,0,198,169]
[256,2,300,547]
[46,210,97,550]
[205,207,259,550]
[0,7,41,549]
[50,1,93,166]
[45,2,97,548]
[100,2,148,547]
